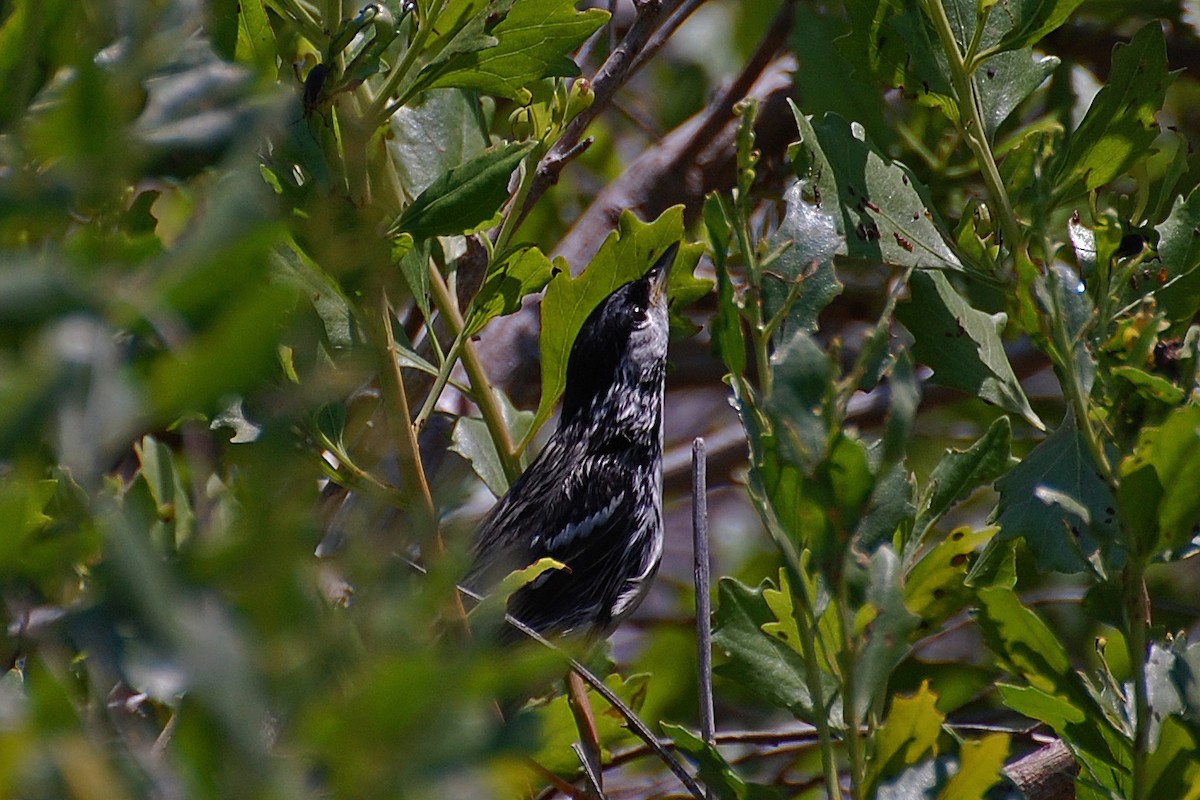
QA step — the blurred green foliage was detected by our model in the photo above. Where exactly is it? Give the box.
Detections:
[4,0,1200,798]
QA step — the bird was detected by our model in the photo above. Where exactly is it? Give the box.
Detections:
[462,243,677,643]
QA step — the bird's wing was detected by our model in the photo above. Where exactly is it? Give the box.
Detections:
[463,440,644,621]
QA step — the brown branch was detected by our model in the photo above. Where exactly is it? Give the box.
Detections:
[519,0,673,220]
[1004,739,1077,800]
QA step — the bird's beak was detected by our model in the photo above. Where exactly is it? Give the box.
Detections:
[647,242,677,306]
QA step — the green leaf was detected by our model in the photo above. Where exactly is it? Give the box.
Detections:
[464,246,557,336]
[149,283,297,420]
[1145,717,1200,800]
[855,547,921,720]
[390,141,533,241]
[789,105,963,273]
[869,681,944,790]
[418,0,607,101]
[393,236,431,320]
[1053,22,1175,199]
[664,724,784,800]
[1111,365,1186,405]
[905,526,997,632]
[993,412,1119,574]
[936,732,1009,800]
[975,586,1082,698]
[1117,405,1200,556]
[468,556,565,629]
[449,387,534,496]
[234,0,275,73]
[976,586,1130,788]
[532,672,650,774]
[913,416,1012,542]
[0,477,57,570]
[765,330,835,470]
[898,270,1043,429]
[984,0,1085,55]
[530,208,696,439]
[134,435,195,550]
[762,180,843,342]
[712,578,825,720]
[1154,186,1200,326]
[837,0,955,120]
[881,349,919,466]
[975,49,1059,141]
[855,461,915,553]
[388,89,490,198]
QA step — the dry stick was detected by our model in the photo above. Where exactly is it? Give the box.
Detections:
[566,671,605,799]
[500,613,707,800]
[378,291,472,629]
[691,440,716,774]
[377,291,438,541]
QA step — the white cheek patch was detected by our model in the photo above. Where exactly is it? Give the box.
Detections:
[546,493,623,551]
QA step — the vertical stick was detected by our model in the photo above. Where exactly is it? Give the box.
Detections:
[692,438,715,754]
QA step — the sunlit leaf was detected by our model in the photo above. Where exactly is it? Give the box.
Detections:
[1053,22,1174,199]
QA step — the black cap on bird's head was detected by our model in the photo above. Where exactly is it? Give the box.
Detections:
[560,243,677,423]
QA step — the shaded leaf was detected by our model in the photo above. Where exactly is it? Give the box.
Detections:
[838,0,955,120]
[450,388,534,496]
[762,180,843,341]
[984,0,1085,55]
[1154,186,1200,325]
[993,412,1119,574]
[388,89,490,198]
[855,547,921,720]
[464,246,557,336]
[913,416,1011,542]
[390,141,534,241]
[712,578,825,720]
[898,270,1043,429]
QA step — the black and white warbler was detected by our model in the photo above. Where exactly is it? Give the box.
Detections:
[463,243,677,641]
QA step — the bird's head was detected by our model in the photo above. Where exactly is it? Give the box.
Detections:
[560,243,676,424]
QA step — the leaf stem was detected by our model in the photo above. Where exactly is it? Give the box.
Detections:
[923,0,1022,275]
[375,290,439,539]
[426,261,522,485]
[1126,558,1151,800]
[364,0,447,127]
[789,549,844,800]
[837,579,865,800]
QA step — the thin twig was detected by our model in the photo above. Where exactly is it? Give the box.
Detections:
[519,0,669,220]
[692,437,715,800]
[692,438,715,749]
[503,614,707,800]
[376,290,438,536]
[447,579,704,799]
[426,261,522,485]
[567,671,605,799]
